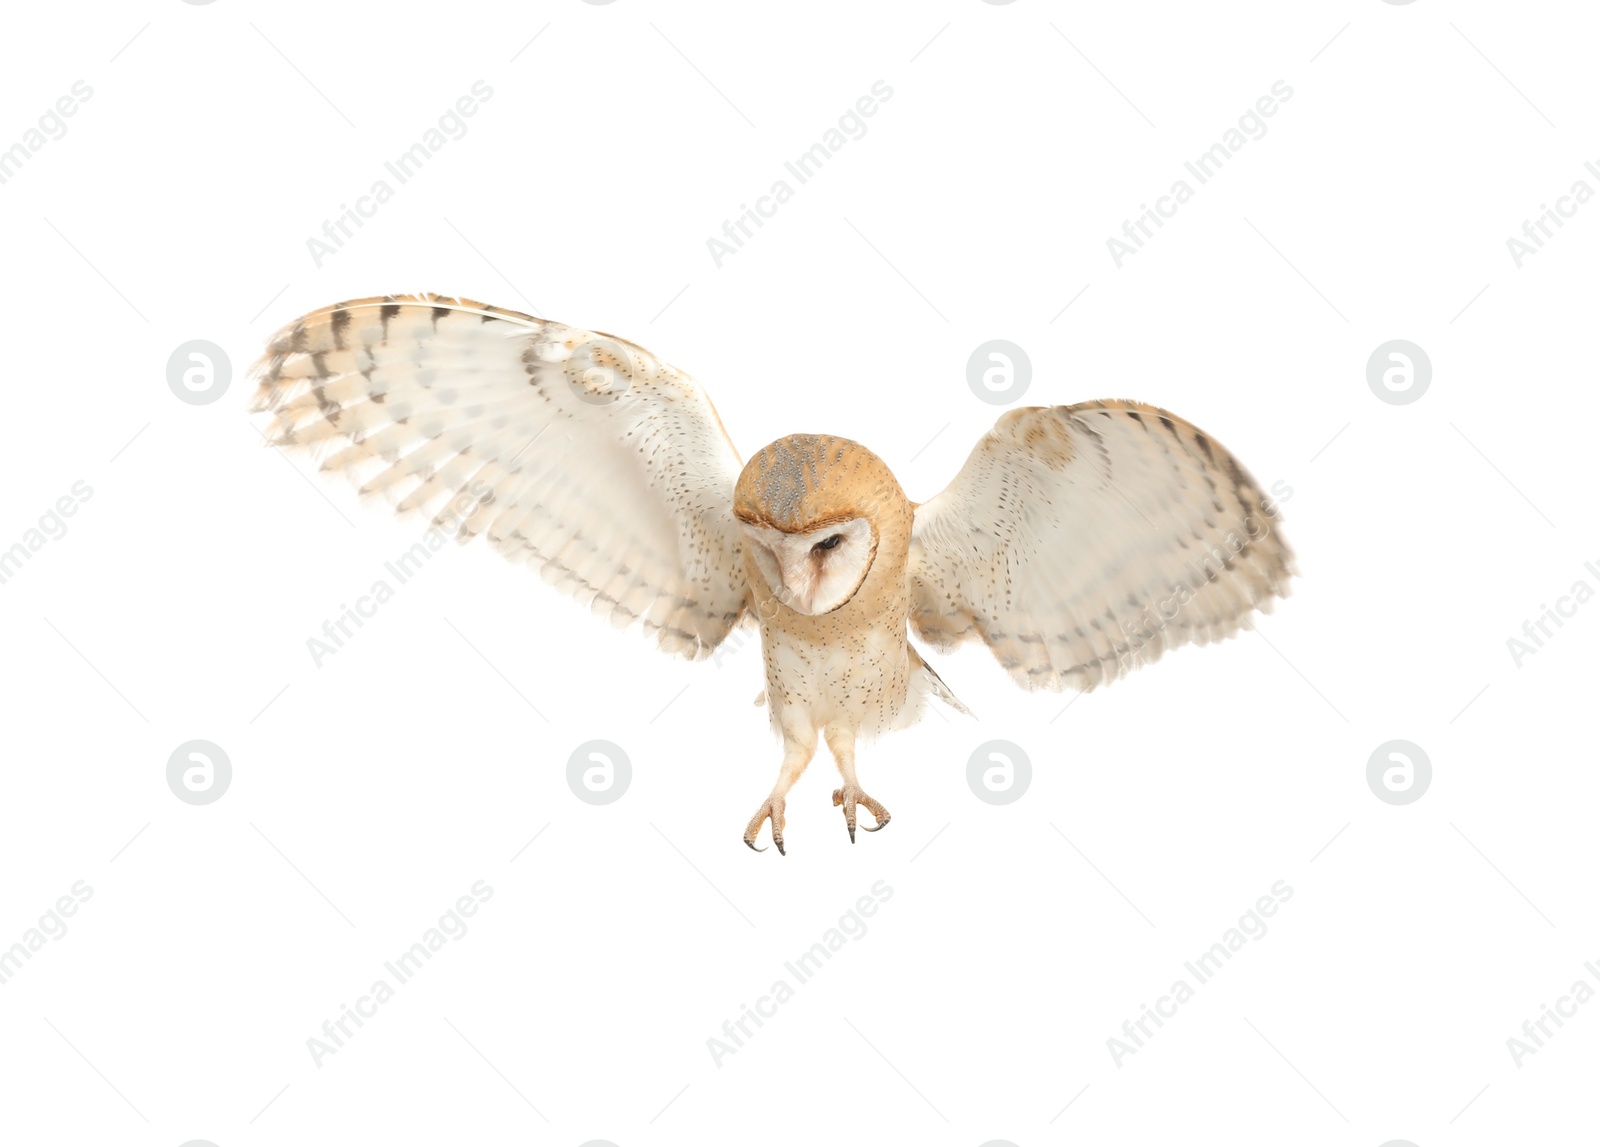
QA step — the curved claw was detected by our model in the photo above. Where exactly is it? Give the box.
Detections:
[743,798,786,856]
[833,786,890,843]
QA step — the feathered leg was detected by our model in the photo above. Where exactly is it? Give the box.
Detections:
[743,725,817,856]
[825,725,890,842]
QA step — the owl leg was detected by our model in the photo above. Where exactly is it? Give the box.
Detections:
[825,726,890,843]
[742,728,817,856]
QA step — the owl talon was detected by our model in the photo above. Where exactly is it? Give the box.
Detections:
[832,786,889,842]
[743,797,786,856]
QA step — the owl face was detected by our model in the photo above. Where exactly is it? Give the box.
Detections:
[732,433,910,619]
[738,517,878,616]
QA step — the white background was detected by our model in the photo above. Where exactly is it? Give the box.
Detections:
[1,1,1596,1144]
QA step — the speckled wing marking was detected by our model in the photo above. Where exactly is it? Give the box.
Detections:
[252,293,750,658]
[907,401,1294,692]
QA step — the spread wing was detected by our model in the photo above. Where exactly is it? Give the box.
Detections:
[907,400,1293,692]
[252,293,749,658]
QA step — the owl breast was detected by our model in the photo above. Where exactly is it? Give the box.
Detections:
[758,610,918,738]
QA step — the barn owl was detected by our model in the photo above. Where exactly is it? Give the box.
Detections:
[253,294,1293,854]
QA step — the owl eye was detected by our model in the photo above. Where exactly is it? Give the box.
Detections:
[813,534,843,553]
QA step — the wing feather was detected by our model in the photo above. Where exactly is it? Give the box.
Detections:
[908,400,1293,691]
[252,293,749,658]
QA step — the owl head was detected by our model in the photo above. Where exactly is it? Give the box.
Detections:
[733,434,909,617]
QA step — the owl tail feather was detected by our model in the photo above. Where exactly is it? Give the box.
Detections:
[912,647,974,718]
